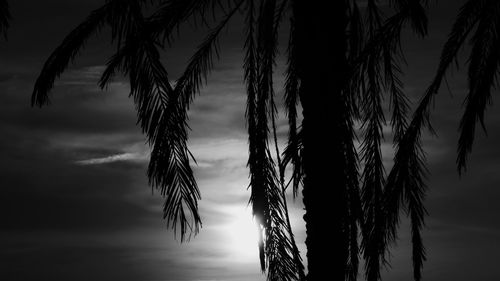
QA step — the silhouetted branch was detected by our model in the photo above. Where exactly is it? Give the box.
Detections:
[458,1,500,173]
[283,4,302,198]
[174,0,244,107]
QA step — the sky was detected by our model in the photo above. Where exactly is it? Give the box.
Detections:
[1,0,500,281]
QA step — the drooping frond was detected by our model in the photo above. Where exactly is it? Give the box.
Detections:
[273,0,289,38]
[0,0,10,39]
[243,0,265,271]
[352,2,430,281]
[388,0,487,176]
[282,8,302,198]
[384,2,490,278]
[104,0,141,47]
[359,3,387,281]
[148,0,245,240]
[348,0,363,58]
[268,8,305,276]
[134,40,202,241]
[351,1,422,142]
[457,1,500,173]
[243,0,303,280]
[429,0,485,96]
[31,0,157,106]
[146,0,226,45]
[345,0,364,113]
[390,0,429,37]
[384,106,429,281]
[101,26,202,241]
[356,0,428,67]
[255,0,278,271]
[174,0,244,108]
[32,3,110,106]
[384,47,410,142]
[282,128,303,194]
[344,100,361,281]
[33,0,202,241]
[360,54,386,281]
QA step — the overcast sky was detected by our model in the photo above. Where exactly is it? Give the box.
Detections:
[1,1,500,281]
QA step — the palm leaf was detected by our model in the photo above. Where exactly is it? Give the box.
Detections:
[245,1,304,280]
[32,4,109,106]
[359,4,387,281]
[133,38,201,241]
[147,0,227,45]
[32,0,203,241]
[457,1,500,173]
[384,2,487,278]
[283,5,302,198]
[31,0,150,106]
[174,0,244,108]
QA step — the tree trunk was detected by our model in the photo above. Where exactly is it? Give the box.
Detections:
[294,1,351,281]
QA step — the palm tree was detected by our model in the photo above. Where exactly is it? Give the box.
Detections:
[31,1,430,281]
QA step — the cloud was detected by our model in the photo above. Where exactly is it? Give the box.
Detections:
[76,152,147,165]
[54,65,106,86]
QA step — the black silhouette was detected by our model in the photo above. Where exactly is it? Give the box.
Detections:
[293,2,428,281]
[30,1,487,281]
[386,2,500,280]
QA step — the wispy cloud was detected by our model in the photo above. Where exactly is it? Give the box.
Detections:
[75,152,147,165]
[54,65,106,86]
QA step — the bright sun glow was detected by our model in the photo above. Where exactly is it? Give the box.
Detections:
[224,206,261,261]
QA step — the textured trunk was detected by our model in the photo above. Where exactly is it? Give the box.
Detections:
[294,1,350,281]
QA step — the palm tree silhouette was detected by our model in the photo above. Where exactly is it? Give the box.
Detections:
[31,1,431,281]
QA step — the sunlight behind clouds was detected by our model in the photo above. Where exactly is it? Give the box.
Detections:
[221,205,260,262]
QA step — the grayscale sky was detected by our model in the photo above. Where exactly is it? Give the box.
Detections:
[1,0,500,281]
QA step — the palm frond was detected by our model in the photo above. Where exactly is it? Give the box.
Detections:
[360,66,387,281]
[434,0,486,89]
[345,109,361,281]
[391,0,429,36]
[283,9,302,198]
[273,0,290,38]
[147,0,228,46]
[135,39,201,241]
[243,0,264,270]
[457,2,500,173]
[102,32,201,241]
[32,0,158,106]
[346,0,364,91]
[244,1,304,280]
[351,2,431,281]
[147,0,245,241]
[0,0,10,39]
[384,112,429,281]
[174,0,244,108]
[359,4,388,280]
[384,48,410,142]
[384,2,487,277]
[32,3,110,106]
[282,128,303,192]
[269,39,306,281]
[105,0,142,48]
[33,0,202,240]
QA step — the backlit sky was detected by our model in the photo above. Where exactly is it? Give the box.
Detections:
[1,1,500,281]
